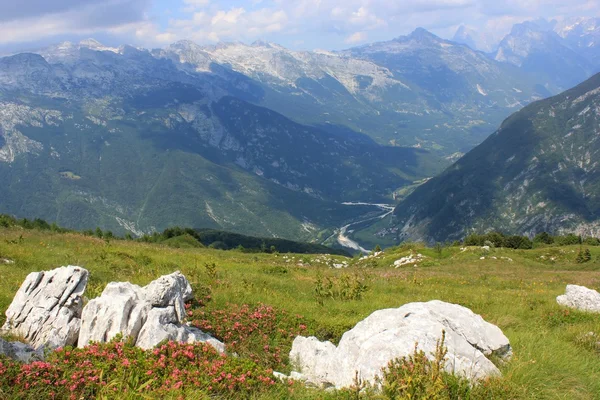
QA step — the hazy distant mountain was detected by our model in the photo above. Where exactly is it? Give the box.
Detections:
[0,30,579,242]
[554,17,600,67]
[452,25,500,53]
[340,28,547,152]
[494,21,596,90]
[380,72,600,243]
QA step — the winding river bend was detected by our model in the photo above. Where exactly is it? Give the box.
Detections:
[336,202,395,253]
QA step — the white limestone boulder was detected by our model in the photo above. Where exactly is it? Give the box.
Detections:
[289,300,511,388]
[557,285,600,313]
[78,282,151,347]
[78,271,224,352]
[1,266,88,349]
[143,271,193,306]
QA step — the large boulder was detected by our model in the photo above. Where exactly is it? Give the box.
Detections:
[78,271,224,352]
[289,300,511,388]
[78,282,151,346]
[0,337,44,363]
[557,285,600,312]
[1,266,88,349]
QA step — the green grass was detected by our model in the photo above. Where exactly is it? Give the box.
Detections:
[2,227,600,398]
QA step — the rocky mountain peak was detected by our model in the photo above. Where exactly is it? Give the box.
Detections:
[403,27,441,44]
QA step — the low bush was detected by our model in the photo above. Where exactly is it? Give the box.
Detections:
[0,338,276,400]
[190,303,308,370]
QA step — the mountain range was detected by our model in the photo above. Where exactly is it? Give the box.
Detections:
[1,20,600,246]
[0,43,435,240]
[153,31,547,154]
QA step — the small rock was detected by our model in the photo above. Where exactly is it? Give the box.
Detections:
[1,258,14,264]
[393,253,425,268]
[78,282,150,347]
[290,371,307,381]
[143,271,193,306]
[0,337,44,363]
[557,285,600,313]
[273,371,289,381]
[136,307,225,352]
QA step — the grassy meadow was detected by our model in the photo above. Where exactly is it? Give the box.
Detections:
[1,226,600,399]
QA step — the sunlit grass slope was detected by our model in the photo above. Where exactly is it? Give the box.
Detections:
[1,227,600,399]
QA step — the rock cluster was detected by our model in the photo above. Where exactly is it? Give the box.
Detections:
[79,272,224,352]
[557,285,600,313]
[393,253,425,268]
[288,300,511,389]
[1,267,223,361]
[359,251,384,261]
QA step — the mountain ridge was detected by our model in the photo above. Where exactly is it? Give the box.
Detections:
[380,72,600,243]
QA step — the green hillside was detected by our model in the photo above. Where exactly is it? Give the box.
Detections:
[376,72,600,244]
[0,87,431,240]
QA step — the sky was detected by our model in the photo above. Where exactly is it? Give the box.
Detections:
[0,0,599,53]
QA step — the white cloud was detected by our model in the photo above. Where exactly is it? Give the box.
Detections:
[184,0,210,6]
[182,0,210,12]
[211,8,245,26]
[345,31,367,44]
[161,6,288,44]
[0,0,149,45]
[1,0,600,51]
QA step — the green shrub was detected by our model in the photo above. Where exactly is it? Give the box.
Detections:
[374,331,523,400]
[208,241,228,250]
[534,232,554,245]
[377,331,471,399]
[576,248,592,263]
[555,234,582,246]
[314,272,369,305]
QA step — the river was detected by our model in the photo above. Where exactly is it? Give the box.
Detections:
[334,202,395,253]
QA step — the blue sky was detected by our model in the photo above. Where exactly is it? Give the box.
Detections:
[0,0,599,52]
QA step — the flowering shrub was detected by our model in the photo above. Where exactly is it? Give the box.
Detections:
[0,338,276,399]
[190,303,308,370]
